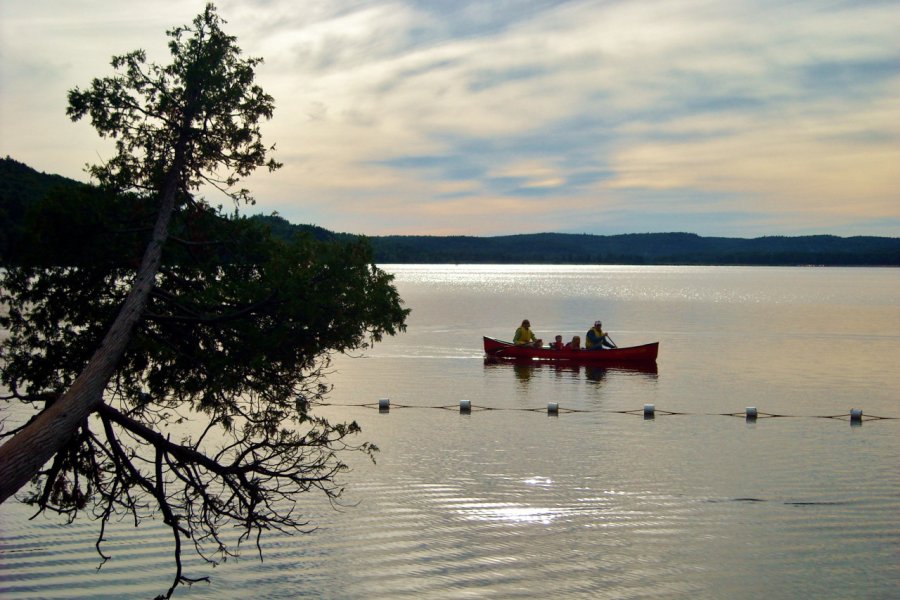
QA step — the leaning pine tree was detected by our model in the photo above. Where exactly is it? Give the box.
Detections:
[0,4,408,598]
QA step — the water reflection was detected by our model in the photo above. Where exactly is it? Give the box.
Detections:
[484,357,658,382]
[7,265,897,600]
[455,503,568,525]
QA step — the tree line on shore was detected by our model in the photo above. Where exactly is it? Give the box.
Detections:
[241,215,900,268]
[4,158,897,268]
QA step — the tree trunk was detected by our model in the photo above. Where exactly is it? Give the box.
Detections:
[0,156,184,505]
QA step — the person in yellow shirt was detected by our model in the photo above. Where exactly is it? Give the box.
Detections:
[585,320,617,350]
[513,319,543,347]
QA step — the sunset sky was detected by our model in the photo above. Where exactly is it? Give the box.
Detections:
[2,0,898,237]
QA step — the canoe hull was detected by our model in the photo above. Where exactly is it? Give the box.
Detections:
[483,336,658,363]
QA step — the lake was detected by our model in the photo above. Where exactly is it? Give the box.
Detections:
[1,265,898,599]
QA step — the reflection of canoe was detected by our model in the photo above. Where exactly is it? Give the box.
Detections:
[483,336,658,363]
[483,357,659,378]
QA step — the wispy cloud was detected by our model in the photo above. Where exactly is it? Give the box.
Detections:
[2,0,898,236]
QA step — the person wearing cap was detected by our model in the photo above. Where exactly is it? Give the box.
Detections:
[585,320,617,350]
[513,319,543,347]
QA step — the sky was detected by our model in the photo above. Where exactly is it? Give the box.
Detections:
[1,0,898,238]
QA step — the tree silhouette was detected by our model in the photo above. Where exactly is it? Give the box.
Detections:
[0,5,408,598]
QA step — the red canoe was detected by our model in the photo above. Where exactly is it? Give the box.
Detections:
[483,336,658,363]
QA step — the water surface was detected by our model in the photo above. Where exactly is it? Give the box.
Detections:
[1,265,898,598]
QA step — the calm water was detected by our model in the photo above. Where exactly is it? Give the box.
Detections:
[2,265,898,599]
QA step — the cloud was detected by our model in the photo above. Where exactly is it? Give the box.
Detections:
[2,0,898,236]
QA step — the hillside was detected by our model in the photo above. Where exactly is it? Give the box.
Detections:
[2,157,898,266]
[0,157,94,259]
[366,231,900,265]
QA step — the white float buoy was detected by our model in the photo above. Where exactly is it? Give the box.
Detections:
[850,408,863,422]
[548,402,559,415]
[460,399,472,413]
[378,398,390,412]
[746,407,758,420]
[643,404,655,417]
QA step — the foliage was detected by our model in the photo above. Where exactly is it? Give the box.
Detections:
[0,5,408,599]
[66,5,280,204]
[2,200,408,595]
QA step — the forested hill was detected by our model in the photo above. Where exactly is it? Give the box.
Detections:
[0,157,93,258]
[364,231,900,265]
[3,157,899,266]
[241,216,900,266]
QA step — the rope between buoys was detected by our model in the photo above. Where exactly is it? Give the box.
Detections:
[318,402,896,421]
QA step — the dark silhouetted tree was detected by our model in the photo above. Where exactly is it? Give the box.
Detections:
[0,5,408,598]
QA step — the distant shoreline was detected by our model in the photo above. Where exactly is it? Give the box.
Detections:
[253,217,900,267]
[3,157,898,268]
[372,263,898,268]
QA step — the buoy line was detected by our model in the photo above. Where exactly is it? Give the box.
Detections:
[323,400,896,422]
